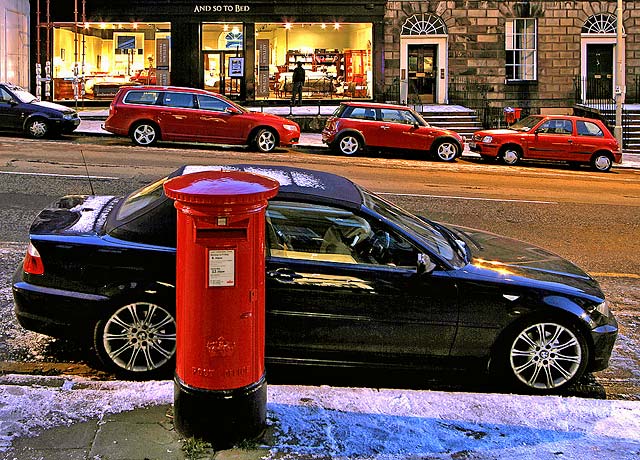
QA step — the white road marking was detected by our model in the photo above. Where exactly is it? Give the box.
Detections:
[0,171,119,180]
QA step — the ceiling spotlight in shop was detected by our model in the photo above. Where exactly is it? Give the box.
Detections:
[334,23,341,29]
[284,23,292,30]
[321,23,327,29]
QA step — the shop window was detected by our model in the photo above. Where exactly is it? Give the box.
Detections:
[505,18,537,81]
[52,22,170,101]
[255,23,372,100]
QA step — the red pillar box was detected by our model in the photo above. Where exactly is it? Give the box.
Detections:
[163,170,279,448]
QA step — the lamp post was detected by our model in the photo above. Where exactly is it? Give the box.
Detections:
[614,0,624,153]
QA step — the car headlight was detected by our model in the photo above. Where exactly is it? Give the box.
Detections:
[62,113,76,120]
[588,300,611,317]
[482,135,493,143]
[283,124,298,131]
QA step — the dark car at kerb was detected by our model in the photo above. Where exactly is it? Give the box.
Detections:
[0,82,80,138]
[12,164,618,394]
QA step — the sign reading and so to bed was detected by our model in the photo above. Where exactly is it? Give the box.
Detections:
[194,4,250,13]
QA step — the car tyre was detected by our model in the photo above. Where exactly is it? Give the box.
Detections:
[590,152,613,173]
[94,300,176,379]
[500,146,522,166]
[25,118,50,139]
[493,315,589,393]
[336,134,362,156]
[131,122,159,146]
[432,139,459,162]
[254,128,277,153]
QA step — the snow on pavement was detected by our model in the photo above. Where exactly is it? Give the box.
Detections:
[0,374,639,459]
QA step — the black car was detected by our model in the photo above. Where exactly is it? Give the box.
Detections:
[12,165,618,393]
[0,83,80,138]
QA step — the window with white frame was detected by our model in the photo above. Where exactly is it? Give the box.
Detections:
[505,18,537,81]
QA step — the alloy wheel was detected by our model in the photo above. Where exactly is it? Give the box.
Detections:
[509,322,583,390]
[435,141,458,161]
[102,301,176,373]
[502,148,521,165]
[338,135,360,155]
[592,154,612,172]
[132,124,158,146]
[256,129,277,153]
[27,119,49,138]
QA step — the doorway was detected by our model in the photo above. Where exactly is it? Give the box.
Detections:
[407,44,437,103]
[586,44,613,100]
[203,51,243,98]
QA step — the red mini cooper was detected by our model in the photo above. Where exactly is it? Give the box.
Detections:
[470,115,621,172]
[104,86,300,153]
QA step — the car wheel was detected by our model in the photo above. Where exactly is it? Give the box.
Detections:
[500,146,522,165]
[25,118,50,139]
[94,301,176,378]
[254,128,277,153]
[336,134,362,155]
[131,122,159,146]
[432,140,459,162]
[590,152,613,172]
[495,316,588,393]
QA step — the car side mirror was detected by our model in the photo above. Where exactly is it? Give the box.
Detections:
[417,253,436,275]
[225,106,241,114]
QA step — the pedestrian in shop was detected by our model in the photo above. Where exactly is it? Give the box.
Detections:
[291,62,305,106]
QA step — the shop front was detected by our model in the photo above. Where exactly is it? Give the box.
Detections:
[34,0,385,103]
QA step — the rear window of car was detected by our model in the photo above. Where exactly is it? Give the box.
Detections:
[123,90,161,105]
[346,107,376,120]
[163,92,195,108]
[105,175,177,247]
[576,120,604,137]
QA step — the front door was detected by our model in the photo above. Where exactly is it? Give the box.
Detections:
[203,51,243,98]
[407,45,437,104]
[586,44,614,100]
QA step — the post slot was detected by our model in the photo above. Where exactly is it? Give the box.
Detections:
[195,227,247,242]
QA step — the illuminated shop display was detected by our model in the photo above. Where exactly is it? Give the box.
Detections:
[254,23,372,100]
[51,22,170,100]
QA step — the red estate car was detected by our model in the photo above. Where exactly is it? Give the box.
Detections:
[104,86,300,153]
[470,115,621,172]
[322,102,464,161]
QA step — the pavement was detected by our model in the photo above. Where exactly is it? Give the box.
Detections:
[72,107,640,169]
[1,373,640,460]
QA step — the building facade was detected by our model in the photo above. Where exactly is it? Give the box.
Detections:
[384,1,639,115]
[32,0,639,113]
[1,0,30,87]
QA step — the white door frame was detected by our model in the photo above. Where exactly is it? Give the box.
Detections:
[400,35,448,105]
[580,33,625,102]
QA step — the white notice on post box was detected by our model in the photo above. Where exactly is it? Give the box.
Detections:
[208,249,235,287]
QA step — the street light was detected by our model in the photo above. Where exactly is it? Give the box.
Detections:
[614,0,624,153]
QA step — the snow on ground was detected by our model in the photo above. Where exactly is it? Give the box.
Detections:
[1,374,639,459]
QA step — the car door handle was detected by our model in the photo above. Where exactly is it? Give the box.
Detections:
[567,139,573,143]
[267,268,302,283]
[380,126,390,130]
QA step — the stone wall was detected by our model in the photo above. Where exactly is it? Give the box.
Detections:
[384,1,639,110]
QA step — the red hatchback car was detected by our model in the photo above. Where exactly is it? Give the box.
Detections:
[104,86,300,153]
[470,115,621,172]
[322,102,464,161]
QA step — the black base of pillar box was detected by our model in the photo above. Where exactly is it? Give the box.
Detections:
[173,374,267,449]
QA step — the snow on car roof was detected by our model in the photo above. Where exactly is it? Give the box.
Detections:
[180,164,363,209]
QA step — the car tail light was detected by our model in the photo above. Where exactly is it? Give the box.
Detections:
[23,242,44,275]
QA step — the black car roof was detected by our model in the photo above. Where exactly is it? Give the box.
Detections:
[173,164,364,209]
